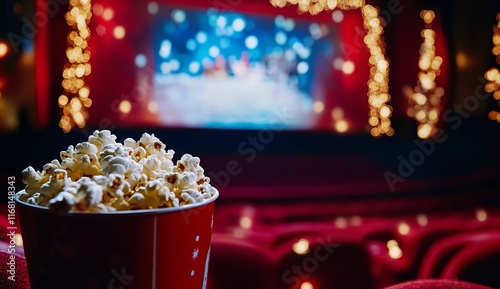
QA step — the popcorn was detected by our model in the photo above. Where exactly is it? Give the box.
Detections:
[140,155,162,178]
[74,177,104,211]
[21,166,42,195]
[88,130,117,151]
[18,130,218,214]
[39,169,70,202]
[181,188,205,205]
[48,191,78,215]
[60,142,101,180]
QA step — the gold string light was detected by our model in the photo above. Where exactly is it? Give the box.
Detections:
[270,0,393,136]
[485,13,500,123]
[270,0,365,15]
[59,0,92,133]
[405,10,444,139]
[0,41,8,100]
[362,5,393,137]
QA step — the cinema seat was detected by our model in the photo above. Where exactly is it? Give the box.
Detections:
[382,279,494,289]
[390,221,467,276]
[441,238,500,288]
[274,236,373,289]
[419,230,500,278]
[207,235,273,289]
[365,225,460,279]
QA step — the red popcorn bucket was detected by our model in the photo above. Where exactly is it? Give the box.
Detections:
[15,190,218,289]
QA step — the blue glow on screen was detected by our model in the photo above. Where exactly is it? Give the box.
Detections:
[151,6,336,129]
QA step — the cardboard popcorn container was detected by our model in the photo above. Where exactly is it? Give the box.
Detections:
[15,190,218,289]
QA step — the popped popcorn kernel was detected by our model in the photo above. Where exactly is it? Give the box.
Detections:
[48,191,78,216]
[18,130,218,214]
[128,192,147,209]
[88,130,117,151]
[74,178,104,211]
[21,166,42,195]
[16,190,29,202]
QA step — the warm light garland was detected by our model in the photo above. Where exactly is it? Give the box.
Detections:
[270,0,365,15]
[361,5,393,137]
[269,0,393,136]
[59,0,92,133]
[485,13,500,123]
[0,41,7,100]
[405,10,444,139]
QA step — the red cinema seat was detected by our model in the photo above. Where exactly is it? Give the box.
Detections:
[419,230,500,278]
[207,235,273,289]
[441,238,500,288]
[274,236,373,289]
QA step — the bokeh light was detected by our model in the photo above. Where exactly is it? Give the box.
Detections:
[297,62,309,74]
[245,35,259,49]
[275,32,287,45]
[405,10,443,139]
[113,26,126,39]
[60,0,92,132]
[148,101,158,113]
[209,46,221,58]
[171,9,186,23]
[293,238,310,255]
[239,216,252,229]
[189,61,201,74]
[196,31,208,44]
[232,18,246,32]
[416,214,429,226]
[135,54,147,68]
[333,58,344,70]
[335,216,348,228]
[119,100,132,114]
[216,15,227,28]
[159,40,172,58]
[342,60,355,74]
[387,239,403,259]
[362,5,393,136]
[476,209,488,222]
[485,13,500,121]
[398,222,410,235]
[186,39,197,51]
[147,2,159,15]
[313,100,325,113]
[335,119,349,133]
[332,10,344,23]
[331,107,344,120]
[102,7,114,21]
[0,42,8,59]
[270,0,365,15]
